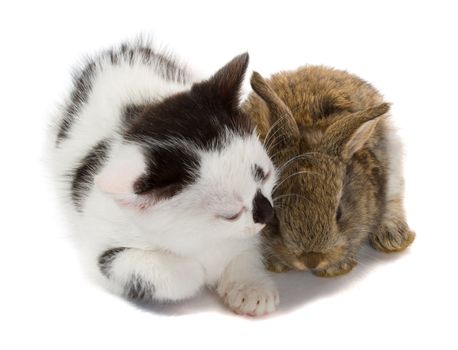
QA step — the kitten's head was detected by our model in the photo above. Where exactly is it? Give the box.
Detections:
[96,53,277,240]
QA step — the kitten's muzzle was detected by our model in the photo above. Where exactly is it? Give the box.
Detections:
[252,191,274,224]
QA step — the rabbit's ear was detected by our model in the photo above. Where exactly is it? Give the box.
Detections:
[343,118,379,158]
[250,71,300,138]
[320,103,390,160]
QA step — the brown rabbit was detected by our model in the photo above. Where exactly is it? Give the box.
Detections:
[243,67,415,277]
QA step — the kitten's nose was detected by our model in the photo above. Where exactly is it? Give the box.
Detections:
[252,191,274,224]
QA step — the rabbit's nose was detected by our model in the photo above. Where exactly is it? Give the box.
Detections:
[303,252,324,269]
[292,259,307,270]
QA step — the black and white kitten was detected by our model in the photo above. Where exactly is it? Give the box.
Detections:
[49,41,279,316]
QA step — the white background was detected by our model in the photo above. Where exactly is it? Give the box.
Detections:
[1,1,457,349]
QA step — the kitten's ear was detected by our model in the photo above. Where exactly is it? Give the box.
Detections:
[94,145,156,211]
[195,53,249,113]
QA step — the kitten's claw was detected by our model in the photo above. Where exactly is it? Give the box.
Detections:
[221,283,279,316]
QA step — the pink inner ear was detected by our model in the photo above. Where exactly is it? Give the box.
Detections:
[94,144,146,195]
[346,119,380,157]
[95,168,138,195]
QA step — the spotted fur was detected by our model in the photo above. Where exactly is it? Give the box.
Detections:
[49,39,279,316]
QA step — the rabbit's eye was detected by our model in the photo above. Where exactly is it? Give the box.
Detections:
[336,206,342,221]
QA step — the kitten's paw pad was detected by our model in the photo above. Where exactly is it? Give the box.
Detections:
[370,222,415,253]
[222,283,279,316]
[313,258,357,278]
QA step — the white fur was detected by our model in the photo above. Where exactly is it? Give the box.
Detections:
[49,43,278,316]
[385,119,405,202]
[50,53,191,184]
[95,143,146,195]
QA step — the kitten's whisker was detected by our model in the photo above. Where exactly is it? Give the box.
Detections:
[266,134,288,155]
[276,152,323,173]
[273,170,319,191]
[264,106,299,146]
[269,149,283,161]
[263,113,288,145]
[264,106,302,149]
[273,193,310,202]
[273,193,304,201]
[263,103,302,146]
[264,120,289,150]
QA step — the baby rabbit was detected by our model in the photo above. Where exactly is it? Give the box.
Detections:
[243,67,415,277]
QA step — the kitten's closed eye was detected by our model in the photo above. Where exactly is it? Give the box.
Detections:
[219,208,244,221]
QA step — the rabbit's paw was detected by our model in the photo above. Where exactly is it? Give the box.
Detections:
[370,221,415,253]
[264,256,291,273]
[220,282,279,316]
[313,257,357,277]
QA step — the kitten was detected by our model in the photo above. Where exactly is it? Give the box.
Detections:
[49,40,279,316]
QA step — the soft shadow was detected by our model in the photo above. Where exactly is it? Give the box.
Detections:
[271,243,409,316]
[128,289,222,316]
[133,243,411,317]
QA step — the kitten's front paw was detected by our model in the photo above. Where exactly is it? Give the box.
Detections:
[219,282,279,316]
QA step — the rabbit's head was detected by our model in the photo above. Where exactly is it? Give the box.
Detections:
[250,72,389,271]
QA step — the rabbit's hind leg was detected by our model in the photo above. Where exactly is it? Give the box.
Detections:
[370,197,415,253]
[370,127,415,253]
[264,253,291,273]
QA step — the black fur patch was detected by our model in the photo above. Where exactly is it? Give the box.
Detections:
[122,103,149,127]
[124,275,155,301]
[71,139,111,211]
[253,164,266,182]
[132,146,199,201]
[56,42,189,145]
[98,247,126,277]
[125,91,252,148]
[123,53,253,197]
[57,61,96,144]
[118,44,189,83]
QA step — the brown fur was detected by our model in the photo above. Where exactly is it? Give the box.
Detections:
[243,66,415,276]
